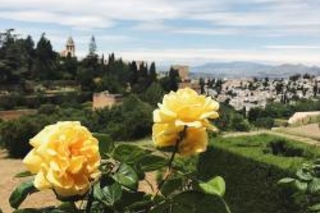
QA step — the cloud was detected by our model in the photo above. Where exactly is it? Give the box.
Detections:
[0,0,319,37]
[1,0,319,65]
[114,48,320,66]
[0,0,181,29]
[0,11,113,29]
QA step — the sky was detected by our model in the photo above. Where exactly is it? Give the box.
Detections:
[0,0,320,66]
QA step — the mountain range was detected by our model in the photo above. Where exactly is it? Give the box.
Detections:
[190,62,320,78]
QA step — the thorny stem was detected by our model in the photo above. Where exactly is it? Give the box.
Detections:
[155,125,188,196]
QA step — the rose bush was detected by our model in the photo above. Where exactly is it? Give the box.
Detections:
[8,88,231,213]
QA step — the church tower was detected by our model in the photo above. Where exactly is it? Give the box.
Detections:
[60,37,75,57]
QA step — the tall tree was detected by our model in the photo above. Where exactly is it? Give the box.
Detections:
[149,62,157,82]
[89,35,97,56]
[199,77,205,94]
[32,33,57,79]
[129,61,138,84]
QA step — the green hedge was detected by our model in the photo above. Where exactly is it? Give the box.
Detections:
[197,134,320,213]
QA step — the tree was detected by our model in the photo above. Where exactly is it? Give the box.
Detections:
[129,61,138,84]
[275,82,284,94]
[32,33,57,79]
[199,77,205,94]
[168,67,180,91]
[61,54,78,79]
[248,107,264,122]
[89,35,97,56]
[231,114,250,131]
[263,77,269,87]
[314,84,318,98]
[142,82,165,106]
[149,62,157,82]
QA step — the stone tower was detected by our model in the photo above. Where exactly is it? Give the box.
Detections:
[61,36,75,57]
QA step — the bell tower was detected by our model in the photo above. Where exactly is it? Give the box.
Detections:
[65,36,75,57]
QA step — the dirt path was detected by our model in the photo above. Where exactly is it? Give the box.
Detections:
[222,130,320,146]
[0,150,58,213]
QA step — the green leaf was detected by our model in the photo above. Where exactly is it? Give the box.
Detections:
[309,178,320,194]
[93,133,115,155]
[199,176,226,197]
[156,146,176,153]
[138,155,168,172]
[14,171,33,178]
[118,191,152,211]
[113,163,139,190]
[9,181,38,209]
[309,203,320,212]
[93,183,105,201]
[58,202,77,209]
[294,180,308,192]
[103,182,122,205]
[112,144,150,164]
[161,178,182,197]
[296,169,313,181]
[133,164,146,180]
[278,178,296,184]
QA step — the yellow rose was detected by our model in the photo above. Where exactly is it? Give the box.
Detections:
[153,123,208,156]
[152,88,219,156]
[23,121,100,197]
[153,87,219,129]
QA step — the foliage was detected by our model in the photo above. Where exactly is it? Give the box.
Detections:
[248,99,320,126]
[10,129,231,213]
[279,159,320,213]
[159,68,180,92]
[214,103,250,132]
[264,139,307,157]
[141,82,165,107]
[94,95,153,141]
[253,117,275,129]
[0,29,169,99]
[0,95,153,158]
[0,115,51,158]
[198,134,320,213]
[230,114,250,131]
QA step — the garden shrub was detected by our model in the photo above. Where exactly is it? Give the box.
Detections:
[197,134,320,213]
[0,115,52,158]
[253,117,275,129]
[265,139,305,157]
[0,96,16,110]
[0,95,153,158]
[38,104,59,115]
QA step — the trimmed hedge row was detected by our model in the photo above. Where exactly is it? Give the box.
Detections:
[0,91,93,110]
[197,134,320,213]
